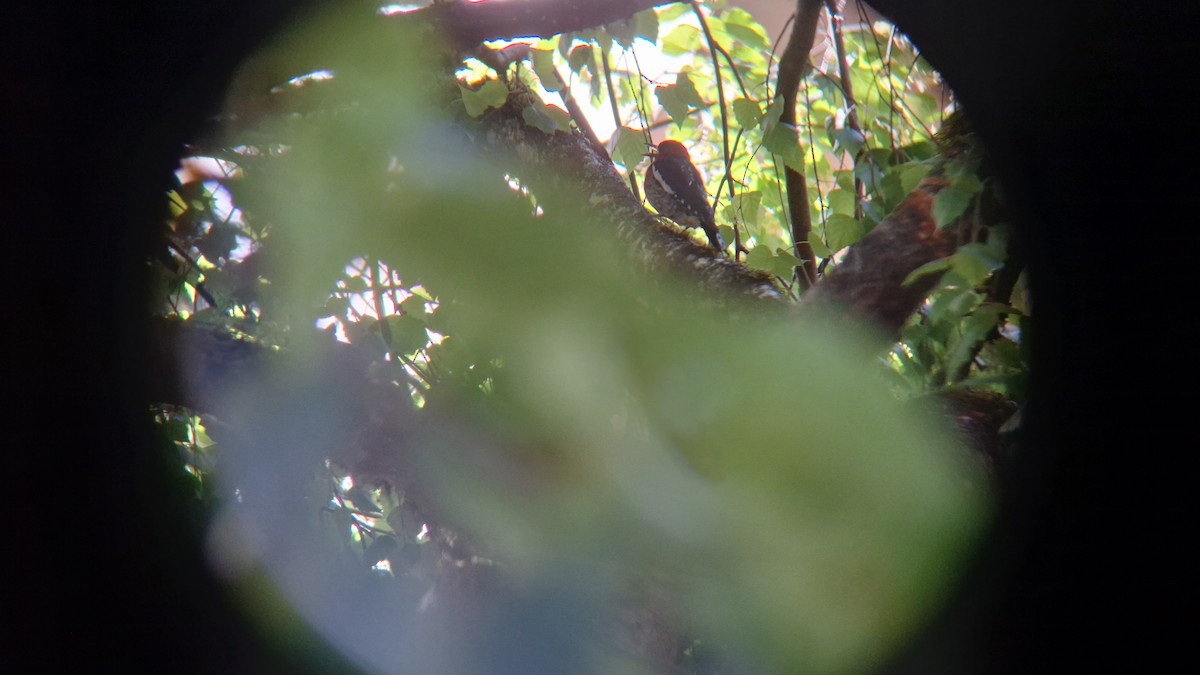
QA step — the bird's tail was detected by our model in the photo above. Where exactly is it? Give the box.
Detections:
[704,222,726,255]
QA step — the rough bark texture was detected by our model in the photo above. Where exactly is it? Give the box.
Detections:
[407,0,668,48]
[476,88,785,308]
[801,175,955,337]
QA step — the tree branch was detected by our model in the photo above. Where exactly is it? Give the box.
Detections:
[800,174,954,337]
[775,0,824,289]
[406,0,670,48]
[476,88,785,306]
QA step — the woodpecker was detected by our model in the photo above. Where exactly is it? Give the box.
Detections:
[644,140,726,254]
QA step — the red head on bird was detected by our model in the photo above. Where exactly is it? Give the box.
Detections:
[647,139,692,160]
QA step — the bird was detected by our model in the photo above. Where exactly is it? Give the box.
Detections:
[644,140,726,254]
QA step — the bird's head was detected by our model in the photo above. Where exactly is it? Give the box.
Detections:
[645,140,691,160]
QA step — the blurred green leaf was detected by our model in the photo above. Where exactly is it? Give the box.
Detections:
[732,97,762,130]
[832,127,866,157]
[807,232,832,259]
[521,103,564,134]
[674,71,705,108]
[633,8,660,45]
[825,213,867,251]
[567,43,593,74]
[655,2,691,23]
[949,242,1006,286]
[615,126,649,170]
[721,7,771,51]
[460,79,509,117]
[742,243,776,273]
[762,118,805,173]
[186,5,1004,674]
[661,23,700,55]
[827,189,856,216]
[733,190,761,227]
[902,257,953,287]
[932,184,974,227]
[655,84,686,125]
[382,313,430,356]
[531,48,561,91]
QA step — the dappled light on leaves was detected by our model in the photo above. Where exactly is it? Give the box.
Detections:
[146,2,1026,674]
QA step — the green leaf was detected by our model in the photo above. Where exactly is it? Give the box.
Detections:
[409,284,434,302]
[382,313,431,356]
[656,85,690,125]
[824,213,867,251]
[615,126,650,169]
[932,184,973,227]
[557,33,576,59]
[674,71,705,108]
[721,7,771,51]
[769,248,803,277]
[703,17,734,53]
[521,104,561,134]
[832,127,866,157]
[567,43,594,74]
[655,2,691,23]
[531,48,561,91]
[898,162,932,195]
[904,140,939,161]
[542,104,572,131]
[632,8,659,45]
[605,18,636,49]
[593,30,613,56]
[807,233,832,259]
[762,119,804,173]
[901,257,953,287]
[459,80,509,117]
[718,224,736,248]
[732,97,762,130]
[943,307,1004,383]
[661,24,700,55]
[743,244,776,274]
[853,156,885,191]
[827,189,856,216]
[949,242,1005,286]
[734,190,762,227]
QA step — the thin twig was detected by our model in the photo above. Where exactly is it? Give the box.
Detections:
[713,42,751,101]
[859,7,899,157]
[627,46,656,151]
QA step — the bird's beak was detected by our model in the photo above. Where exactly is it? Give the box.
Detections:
[644,145,660,158]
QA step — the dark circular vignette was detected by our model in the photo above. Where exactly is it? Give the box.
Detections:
[16,1,1190,672]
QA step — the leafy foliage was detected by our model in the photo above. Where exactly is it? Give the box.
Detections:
[148,1,1024,673]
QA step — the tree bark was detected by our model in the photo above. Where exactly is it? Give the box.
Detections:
[406,0,669,48]
[776,0,824,289]
[800,175,955,338]
[475,88,786,307]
